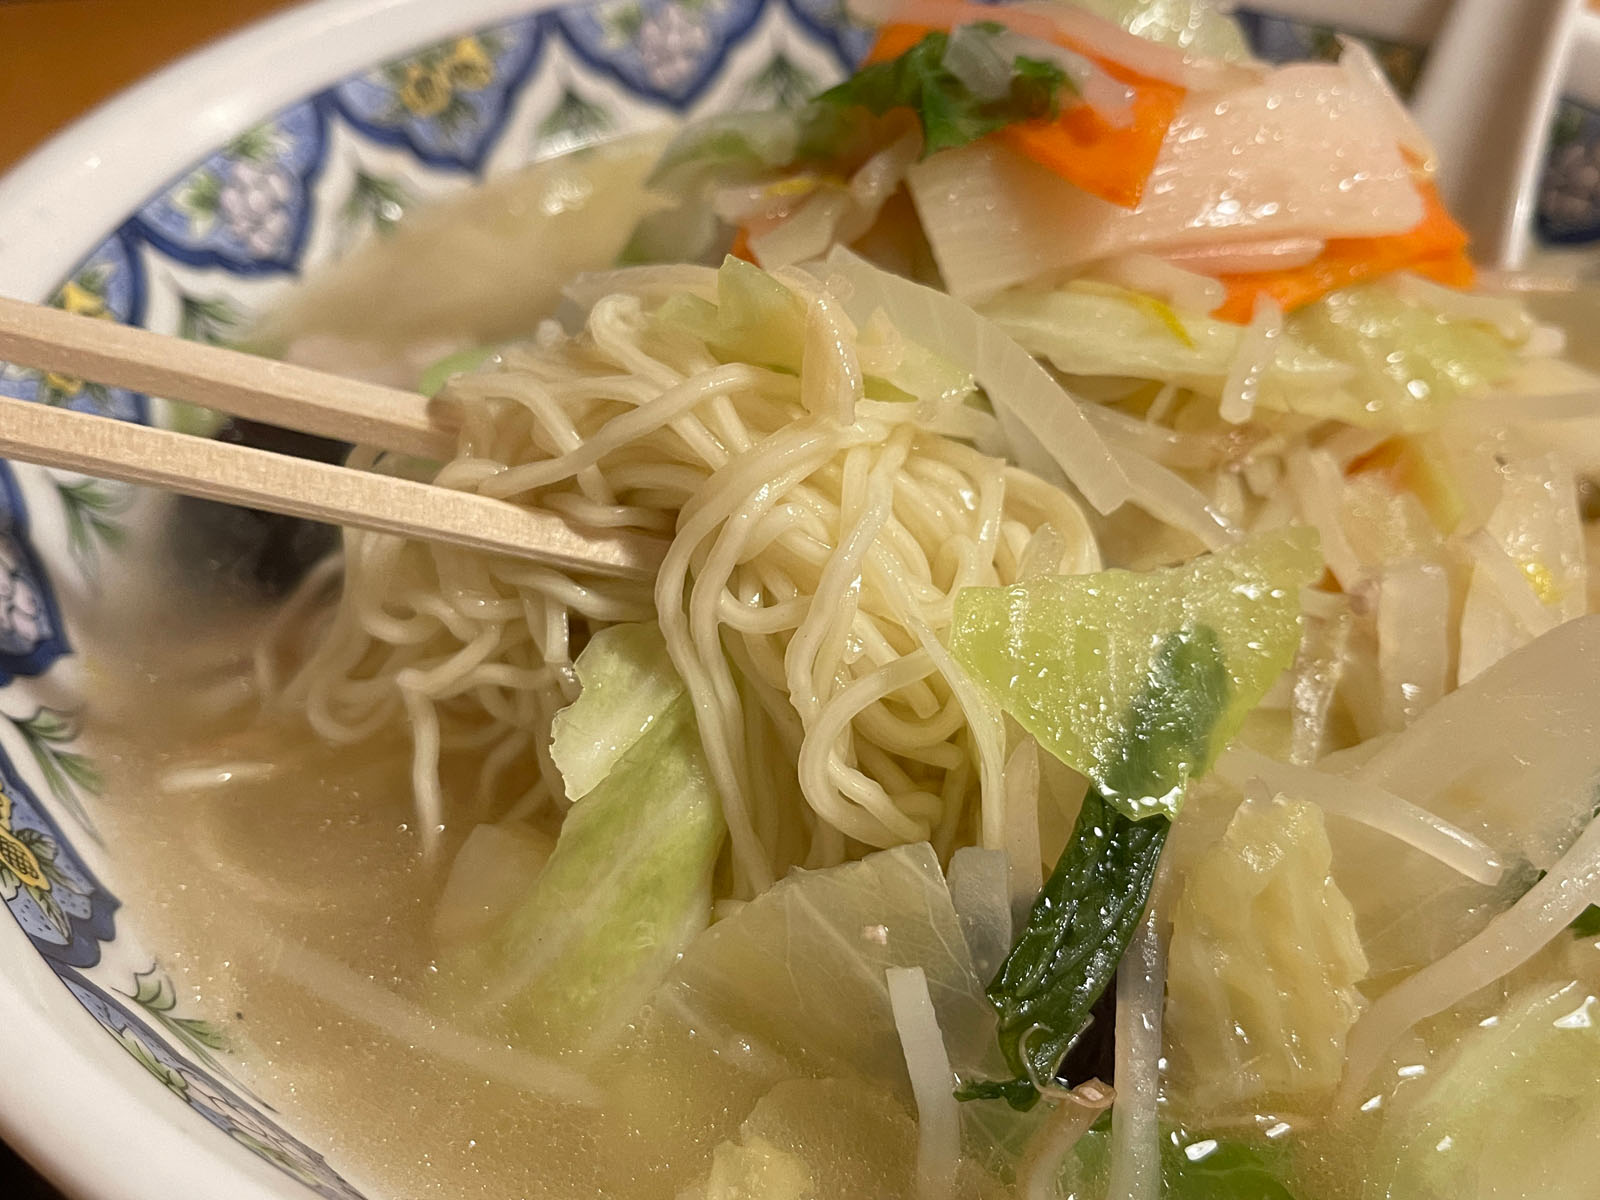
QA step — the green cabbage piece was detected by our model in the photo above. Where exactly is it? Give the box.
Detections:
[660,257,975,403]
[1066,0,1253,60]
[985,279,1525,432]
[1061,1120,1299,1200]
[980,283,1353,407]
[1165,794,1368,1114]
[548,622,690,801]
[661,256,808,373]
[1284,283,1520,431]
[1371,980,1600,1200]
[950,528,1321,820]
[418,345,496,398]
[445,622,724,1051]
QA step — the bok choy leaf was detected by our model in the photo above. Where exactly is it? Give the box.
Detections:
[950,531,1319,1107]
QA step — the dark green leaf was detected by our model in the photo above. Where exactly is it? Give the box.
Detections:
[807,26,1077,161]
[1166,1138,1299,1200]
[960,626,1231,1110]
[1572,903,1600,937]
[1099,624,1233,812]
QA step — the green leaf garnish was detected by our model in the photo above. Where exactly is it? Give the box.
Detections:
[959,626,1229,1110]
[810,25,1078,158]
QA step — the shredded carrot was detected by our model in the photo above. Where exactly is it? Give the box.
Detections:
[995,68,1182,208]
[865,19,1183,208]
[865,21,934,63]
[1210,180,1474,322]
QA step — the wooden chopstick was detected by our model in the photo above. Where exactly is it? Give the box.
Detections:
[0,294,456,460]
[0,394,664,579]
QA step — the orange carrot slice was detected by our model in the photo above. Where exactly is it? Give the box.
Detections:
[1209,180,1473,322]
[864,20,1183,208]
[994,66,1183,208]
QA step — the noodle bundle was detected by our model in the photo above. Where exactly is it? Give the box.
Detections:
[280,272,1097,891]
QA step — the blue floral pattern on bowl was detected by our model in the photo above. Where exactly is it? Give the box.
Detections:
[137,105,329,275]
[0,236,147,421]
[57,966,365,1200]
[0,466,69,683]
[0,748,115,965]
[333,20,545,171]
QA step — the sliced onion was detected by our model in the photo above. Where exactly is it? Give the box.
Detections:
[1340,807,1600,1104]
[1376,559,1450,730]
[946,846,1014,981]
[1003,738,1043,927]
[751,189,853,270]
[1104,902,1165,1200]
[887,965,962,1200]
[1115,450,1239,551]
[818,247,1133,514]
[1163,236,1327,275]
[1215,745,1505,885]
[1353,615,1600,872]
[1089,253,1227,315]
[1219,295,1282,424]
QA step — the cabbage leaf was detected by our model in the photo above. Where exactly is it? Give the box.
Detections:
[445,622,724,1052]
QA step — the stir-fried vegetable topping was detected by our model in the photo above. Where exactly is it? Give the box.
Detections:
[950,532,1317,1109]
[814,24,1082,158]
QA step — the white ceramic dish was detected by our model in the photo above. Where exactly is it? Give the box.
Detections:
[1,3,1598,1197]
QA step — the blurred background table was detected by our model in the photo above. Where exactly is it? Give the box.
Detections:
[1,2,306,1191]
[0,0,304,173]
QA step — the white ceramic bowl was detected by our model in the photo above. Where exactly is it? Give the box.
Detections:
[0,3,1598,1197]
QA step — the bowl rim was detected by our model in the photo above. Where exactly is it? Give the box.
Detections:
[0,3,565,1197]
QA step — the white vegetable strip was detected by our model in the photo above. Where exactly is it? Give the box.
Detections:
[1215,745,1505,885]
[800,291,864,425]
[256,934,600,1105]
[819,247,1134,514]
[1020,1082,1116,1200]
[1349,616,1600,876]
[1219,296,1282,425]
[1162,236,1327,275]
[1089,254,1226,315]
[1336,36,1437,166]
[1464,530,1561,637]
[946,846,1014,981]
[563,264,719,312]
[887,965,962,1200]
[1340,810,1600,1103]
[1114,451,1240,552]
[1286,448,1364,589]
[1104,903,1166,1200]
[1003,738,1043,928]
[908,66,1424,301]
[1376,560,1451,729]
